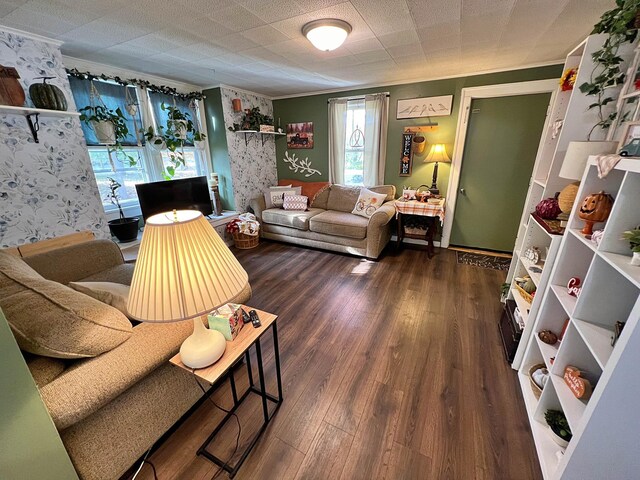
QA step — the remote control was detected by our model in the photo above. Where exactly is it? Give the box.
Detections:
[249,310,261,328]
[242,309,251,324]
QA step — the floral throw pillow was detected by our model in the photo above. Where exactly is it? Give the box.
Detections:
[283,195,308,211]
[351,188,387,219]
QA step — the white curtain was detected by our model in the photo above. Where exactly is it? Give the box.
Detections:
[138,87,165,181]
[328,98,347,185]
[363,93,389,186]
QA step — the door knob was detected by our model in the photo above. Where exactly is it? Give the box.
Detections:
[460,188,466,194]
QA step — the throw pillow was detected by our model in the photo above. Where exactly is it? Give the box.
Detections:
[0,251,132,359]
[283,195,309,211]
[264,186,301,209]
[69,281,130,315]
[351,188,388,219]
[278,179,331,205]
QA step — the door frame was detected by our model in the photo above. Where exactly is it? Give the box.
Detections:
[441,79,558,248]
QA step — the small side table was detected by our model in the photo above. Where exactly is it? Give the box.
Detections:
[394,199,446,258]
[169,306,282,478]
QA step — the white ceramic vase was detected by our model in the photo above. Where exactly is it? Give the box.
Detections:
[149,136,166,151]
[194,140,207,151]
[175,119,188,140]
[91,120,116,145]
[547,426,569,448]
[125,103,138,116]
[631,251,640,266]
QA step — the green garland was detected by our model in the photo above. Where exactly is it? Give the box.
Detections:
[65,68,205,101]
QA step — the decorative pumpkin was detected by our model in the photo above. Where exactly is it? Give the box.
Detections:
[535,194,562,220]
[578,191,613,235]
[523,277,536,294]
[29,77,67,111]
[538,330,558,345]
[558,182,579,214]
[0,65,25,107]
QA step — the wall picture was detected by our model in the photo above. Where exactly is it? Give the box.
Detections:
[287,122,314,149]
[618,121,640,155]
[399,132,415,176]
[396,95,453,119]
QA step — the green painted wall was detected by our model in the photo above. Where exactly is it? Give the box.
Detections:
[0,308,78,479]
[203,87,234,211]
[273,65,564,199]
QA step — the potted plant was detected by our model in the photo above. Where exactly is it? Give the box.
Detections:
[578,1,639,146]
[544,409,572,448]
[228,106,273,132]
[105,177,139,242]
[79,105,136,166]
[622,226,640,265]
[164,103,192,140]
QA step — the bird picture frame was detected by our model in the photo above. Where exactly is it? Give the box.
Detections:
[396,95,453,119]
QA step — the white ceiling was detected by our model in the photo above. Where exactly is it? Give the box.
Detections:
[0,0,613,97]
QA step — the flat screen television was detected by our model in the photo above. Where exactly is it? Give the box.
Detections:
[135,176,213,221]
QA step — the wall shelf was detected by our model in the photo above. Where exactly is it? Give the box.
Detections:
[234,129,285,146]
[0,104,81,143]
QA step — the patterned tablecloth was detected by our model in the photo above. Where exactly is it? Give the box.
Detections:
[394,199,446,225]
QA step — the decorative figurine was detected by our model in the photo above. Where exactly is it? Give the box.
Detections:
[538,330,558,345]
[578,191,613,235]
[567,277,582,297]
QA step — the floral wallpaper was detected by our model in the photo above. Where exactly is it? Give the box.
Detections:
[0,30,109,248]
[220,87,278,213]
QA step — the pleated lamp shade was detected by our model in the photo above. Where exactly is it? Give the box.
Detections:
[424,143,451,163]
[128,210,248,323]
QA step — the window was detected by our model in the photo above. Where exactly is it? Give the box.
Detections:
[344,99,365,186]
[328,93,388,187]
[69,77,209,214]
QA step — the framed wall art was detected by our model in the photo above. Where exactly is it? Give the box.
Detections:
[286,122,314,149]
[396,95,453,119]
[399,132,415,176]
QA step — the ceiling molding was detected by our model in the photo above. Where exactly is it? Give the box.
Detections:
[204,83,275,101]
[0,24,62,46]
[62,56,201,94]
[270,60,565,100]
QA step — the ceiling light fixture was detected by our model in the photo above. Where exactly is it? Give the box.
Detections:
[302,19,352,51]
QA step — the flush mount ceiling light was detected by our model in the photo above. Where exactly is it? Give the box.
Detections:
[302,19,352,51]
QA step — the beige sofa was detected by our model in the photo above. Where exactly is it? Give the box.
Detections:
[0,239,251,480]
[250,184,396,259]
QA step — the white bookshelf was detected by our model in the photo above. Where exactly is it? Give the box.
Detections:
[519,158,640,479]
[506,34,636,369]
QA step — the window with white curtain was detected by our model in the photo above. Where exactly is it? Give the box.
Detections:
[328,92,389,187]
[69,77,209,215]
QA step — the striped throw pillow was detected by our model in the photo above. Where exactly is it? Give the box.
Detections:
[282,194,308,211]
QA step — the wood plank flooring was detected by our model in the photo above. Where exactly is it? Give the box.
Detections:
[136,242,542,480]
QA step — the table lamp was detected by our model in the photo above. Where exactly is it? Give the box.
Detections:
[127,210,249,369]
[424,143,451,195]
[558,141,617,215]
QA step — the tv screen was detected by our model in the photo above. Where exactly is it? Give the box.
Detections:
[135,176,213,221]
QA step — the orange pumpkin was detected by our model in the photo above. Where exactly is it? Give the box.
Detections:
[578,191,613,235]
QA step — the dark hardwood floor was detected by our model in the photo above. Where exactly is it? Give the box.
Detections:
[137,241,541,480]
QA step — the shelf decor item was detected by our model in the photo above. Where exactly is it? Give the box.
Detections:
[538,330,558,345]
[578,190,614,234]
[567,277,582,297]
[0,65,25,107]
[515,276,536,304]
[529,363,548,399]
[560,68,578,91]
[524,246,541,264]
[29,76,67,111]
[535,195,562,220]
[622,226,640,265]
[412,135,426,154]
[564,366,593,400]
[544,409,572,448]
[414,184,430,202]
[232,98,242,112]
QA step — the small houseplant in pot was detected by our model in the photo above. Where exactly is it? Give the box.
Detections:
[228,106,273,132]
[622,226,640,265]
[79,105,136,166]
[544,409,572,448]
[164,103,192,140]
[105,177,139,242]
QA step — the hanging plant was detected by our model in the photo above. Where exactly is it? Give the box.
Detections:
[580,0,640,140]
[79,104,136,166]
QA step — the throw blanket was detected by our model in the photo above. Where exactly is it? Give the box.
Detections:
[595,154,622,178]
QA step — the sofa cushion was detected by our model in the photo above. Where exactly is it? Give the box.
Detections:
[0,250,132,359]
[279,179,331,205]
[69,281,130,315]
[264,185,301,208]
[311,186,330,209]
[25,354,67,388]
[262,208,324,231]
[326,184,362,213]
[352,188,388,219]
[369,184,396,202]
[79,263,135,285]
[309,210,369,239]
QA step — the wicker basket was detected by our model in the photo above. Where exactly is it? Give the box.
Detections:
[415,184,431,202]
[232,232,259,249]
[529,363,547,399]
[515,282,534,304]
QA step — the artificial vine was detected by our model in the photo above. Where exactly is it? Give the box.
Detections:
[66,68,205,101]
[580,0,640,139]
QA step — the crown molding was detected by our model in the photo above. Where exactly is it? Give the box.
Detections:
[203,83,274,100]
[0,24,63,46]
[62,56,201,94]
[270,60,564,100]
